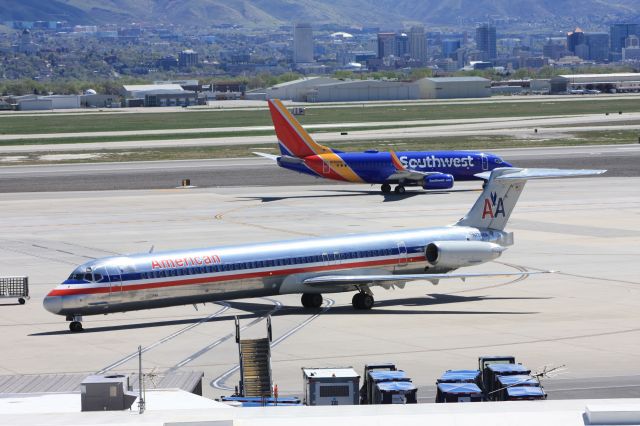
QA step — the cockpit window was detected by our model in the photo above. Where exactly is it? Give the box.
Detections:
[69,272,85,281]
[495,158,502,164]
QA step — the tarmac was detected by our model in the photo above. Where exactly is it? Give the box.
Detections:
[1,175,639,401]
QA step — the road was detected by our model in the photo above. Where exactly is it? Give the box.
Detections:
[0,144,637,192]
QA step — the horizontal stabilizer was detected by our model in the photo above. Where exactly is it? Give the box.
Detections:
[474,168,606,181]
[252,152,304,164]
[303,270,552,287]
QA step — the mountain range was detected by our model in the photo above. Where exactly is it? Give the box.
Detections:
[2,0,639,28]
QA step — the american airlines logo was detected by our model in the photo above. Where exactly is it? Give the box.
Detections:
[400,155,474,169]
[482,192,506,219]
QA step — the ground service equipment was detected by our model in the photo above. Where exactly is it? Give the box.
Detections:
[302,367,360,406]
[0,276,29,305]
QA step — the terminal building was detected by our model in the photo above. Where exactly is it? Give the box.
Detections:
[549,73,640,93]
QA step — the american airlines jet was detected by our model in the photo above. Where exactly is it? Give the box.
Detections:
[255,99,512,193]
[44,167,604,332]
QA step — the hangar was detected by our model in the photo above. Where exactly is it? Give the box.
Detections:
[417,77,491,99]
[549,73,640,94]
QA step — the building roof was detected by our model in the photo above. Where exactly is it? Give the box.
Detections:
[423,77,490,83]
[0,371,203,394]
[123,84,185,93]
[2,396,640,425]
[558,72,640,79]
[269,77,336,89]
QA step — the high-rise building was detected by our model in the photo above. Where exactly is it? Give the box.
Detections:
[441,39,461,59]
[567,27,586,54]
[610,23,640,53]
[396,33,409,57]
[178,49,198,68]
[377,32,396,58]
[408,26,427,61]
[475,23,496,61]
[293,23,314,63]
[586,33,610,62]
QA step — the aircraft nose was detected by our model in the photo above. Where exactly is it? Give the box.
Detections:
[43,293,63,315]
[501,159,513,168]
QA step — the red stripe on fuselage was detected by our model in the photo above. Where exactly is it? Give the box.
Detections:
[48,255,425,297]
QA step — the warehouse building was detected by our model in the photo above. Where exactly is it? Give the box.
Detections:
[417,77,491,99]
[264,76,491,102]
[265,77,336,102]
[549,73,640,94]
[307,79,419,102]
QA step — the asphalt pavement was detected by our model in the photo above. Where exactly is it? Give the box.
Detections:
[0,144,637,193]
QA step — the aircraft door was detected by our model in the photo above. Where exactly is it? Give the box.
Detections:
[323,160,331,175]
[106,265,123,295]
[397,242,408,267]
[481,154,489,171]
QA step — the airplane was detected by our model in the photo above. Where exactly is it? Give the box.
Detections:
[43,166,604,332]
[254,99,513,194]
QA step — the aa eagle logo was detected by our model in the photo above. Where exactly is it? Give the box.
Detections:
[482,192,505,219]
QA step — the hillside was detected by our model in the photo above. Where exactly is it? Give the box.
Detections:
[1,0,639,27]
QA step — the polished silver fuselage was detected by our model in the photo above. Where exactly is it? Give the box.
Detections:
[44,226,506,317]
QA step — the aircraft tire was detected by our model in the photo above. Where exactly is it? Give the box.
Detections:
[69,321,83,332]
[394,185,406,194]
[301,293,323,308]
[18,298,25,305]
[381,183,391,193]
[352,293,374,310]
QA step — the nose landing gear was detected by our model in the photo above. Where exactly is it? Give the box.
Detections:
[66,315,84,332]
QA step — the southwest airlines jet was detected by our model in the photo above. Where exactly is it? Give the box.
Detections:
[44,167,604,331]
[255,99,512,193]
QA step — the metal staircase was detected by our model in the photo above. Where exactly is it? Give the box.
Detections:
[236,316,273,397]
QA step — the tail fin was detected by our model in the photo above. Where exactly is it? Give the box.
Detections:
[456,168,606,231]
[267,99,332,158]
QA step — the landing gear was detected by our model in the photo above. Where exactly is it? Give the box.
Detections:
[67,315,84,332]
[352,292,374,310]
[394,184,406,194]
[381,183,391,194]
[301,293,323,308]
[482,181,487,189]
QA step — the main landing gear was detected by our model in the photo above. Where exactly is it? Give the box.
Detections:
[352,292,374,310]
[67,315,84,332]
[301,293,323,308]
[394,184,406,194]
[381,183,406,194]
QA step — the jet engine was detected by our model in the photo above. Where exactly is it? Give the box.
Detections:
[425,241,505,269]
[422,173,454,190]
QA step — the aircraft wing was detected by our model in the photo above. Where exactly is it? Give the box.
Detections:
[252,152,304,164]
[386,169,443,182]
[303,270,551,288]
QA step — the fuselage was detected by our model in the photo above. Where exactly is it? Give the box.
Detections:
[43,225,507,317]
[277,150,511,184]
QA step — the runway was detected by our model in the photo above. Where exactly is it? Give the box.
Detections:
[1,177,639,401]
[0,144,638,192]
